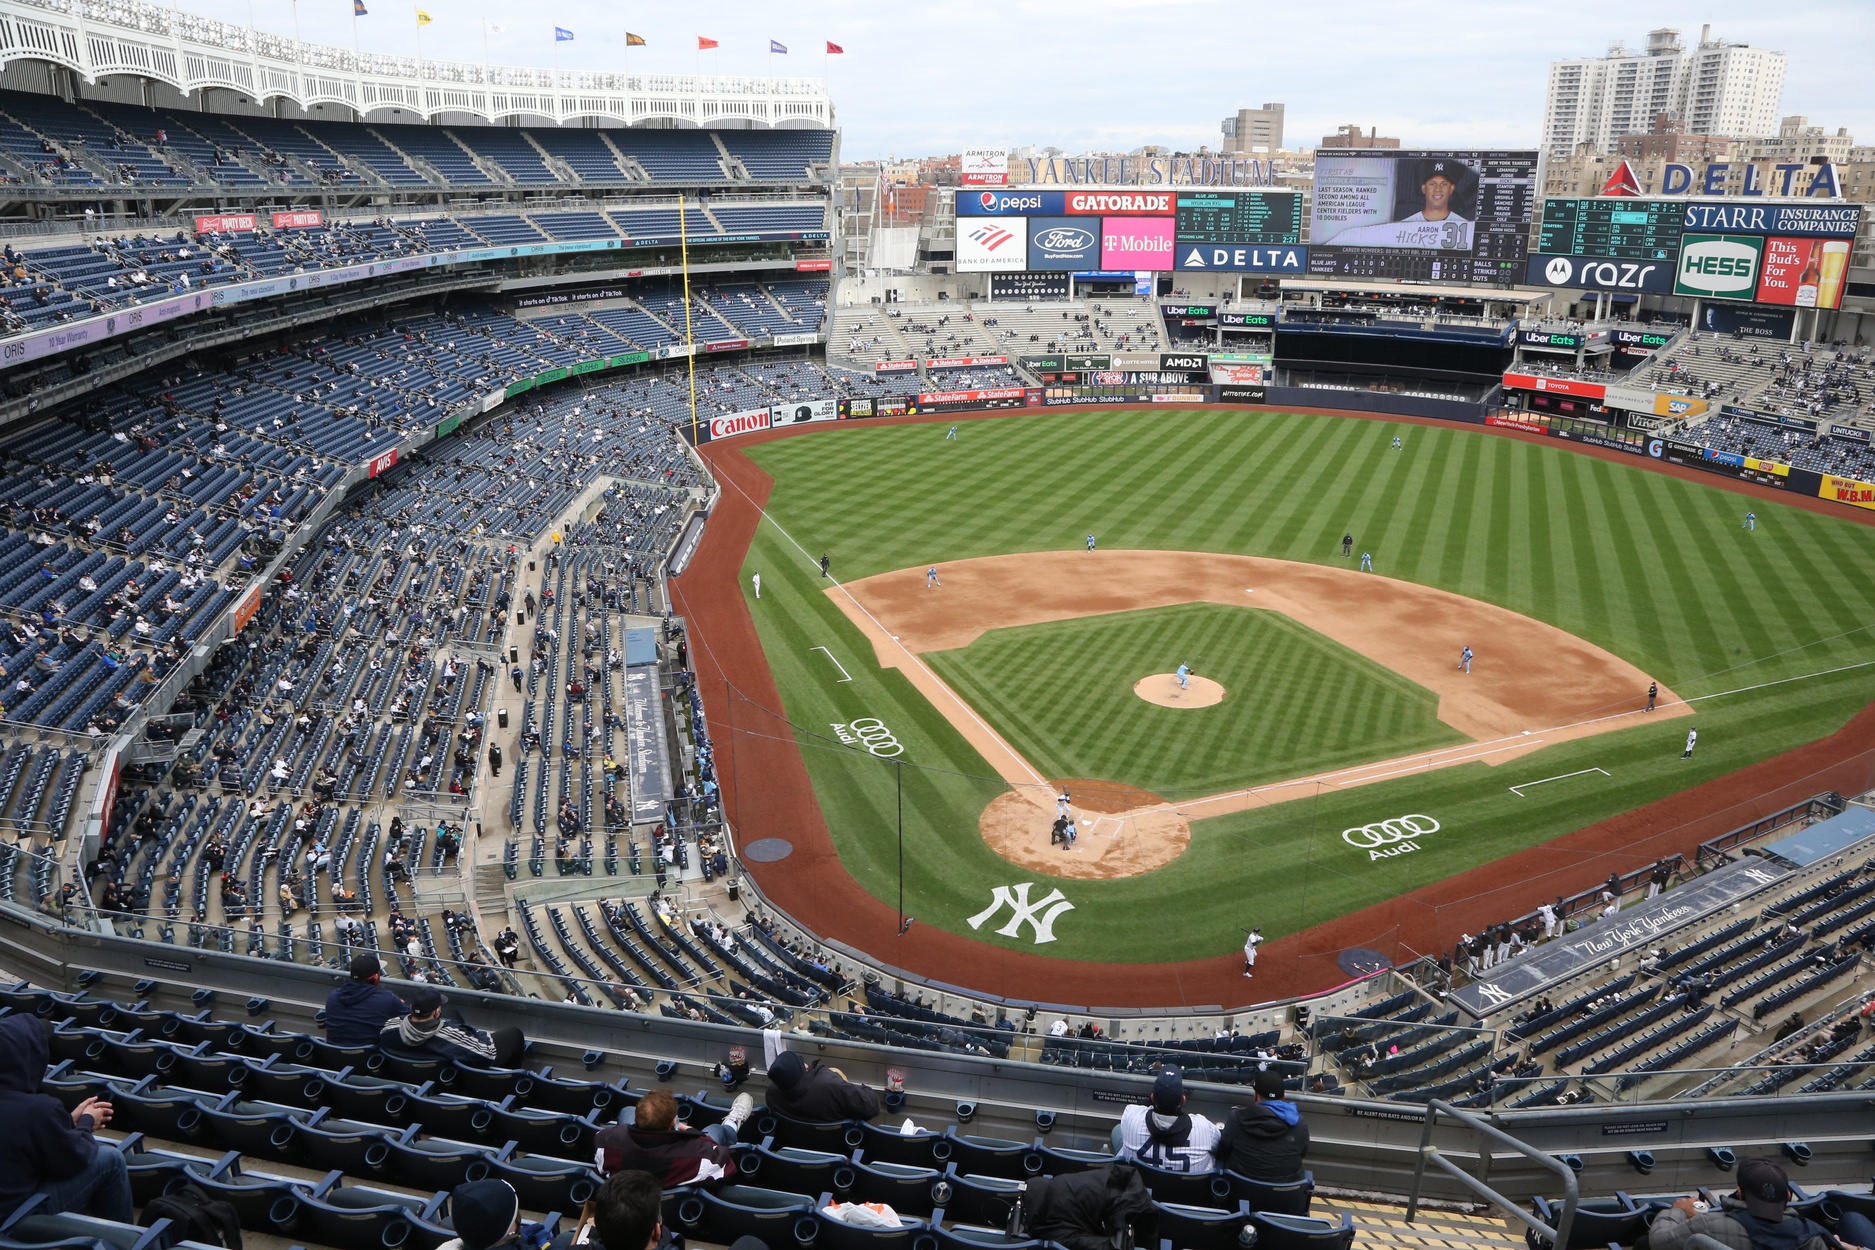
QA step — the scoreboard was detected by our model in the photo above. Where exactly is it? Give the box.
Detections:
[1538,199,1682,261]
[1307,149,1538,284]
[1174,192,1300,246]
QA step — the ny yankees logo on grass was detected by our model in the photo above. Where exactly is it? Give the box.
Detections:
[968,882,1075,944]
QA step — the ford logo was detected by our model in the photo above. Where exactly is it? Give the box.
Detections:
[1035,228,1093,251]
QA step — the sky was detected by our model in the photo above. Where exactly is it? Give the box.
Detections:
[183,0,1874,161]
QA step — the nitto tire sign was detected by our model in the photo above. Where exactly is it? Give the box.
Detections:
[1528,254,1672,294]
[1674,234,1764,299]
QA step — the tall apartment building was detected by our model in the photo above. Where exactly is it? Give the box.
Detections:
[1220,104,1284,155]
[1543,26,1784,156]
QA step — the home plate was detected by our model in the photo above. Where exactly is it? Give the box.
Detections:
[1244,588,1255,594]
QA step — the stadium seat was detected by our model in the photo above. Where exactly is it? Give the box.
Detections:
[848,1157,947,1216]
[940,1131,1043,1180]
[853,1120,944,1168]
[932,1172,1025,1227]
[0,1197,173,1250]
[1528,1196,1646,1250]
[293,1181,447,1250]
[932,1227,1047,1250]
[1245,1210,1355,1250]
[752,1105,857,1152]
[1130,1159,1232,1207]
[1149,1200,1248,1250]
[816,1212,931,1250]
[669,1184,819,1247]
[116,1134,218,1203]
[1220,1170,1314,1217]
[737,1142,856,1197]
[386,1131,496,1191]
[484,1151,599,1211]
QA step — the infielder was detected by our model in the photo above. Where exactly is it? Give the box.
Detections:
[1176,663,1191,691]
[1682,727,1698,759]
[751,572,761,599]
[926,565,941,588]
[1360,552,1373,571]
[1086,534,1096,551]
[1243,927,1263,978]
[1460,645,1472,674]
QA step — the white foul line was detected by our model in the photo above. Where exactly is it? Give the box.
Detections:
[810,646,853,683]
[1510,766,1611,797]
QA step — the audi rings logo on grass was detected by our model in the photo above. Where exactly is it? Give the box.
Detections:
[833,718,902,757]
[1342,814,1440,861]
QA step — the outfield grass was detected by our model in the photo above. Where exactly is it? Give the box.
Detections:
[735,409,1875,962]
[925,603,1463,795]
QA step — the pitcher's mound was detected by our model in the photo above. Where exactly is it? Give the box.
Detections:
[1135,674,1226,708]
[980,789,1190,879]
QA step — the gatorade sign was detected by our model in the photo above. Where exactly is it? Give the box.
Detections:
[1674,234,1763,299]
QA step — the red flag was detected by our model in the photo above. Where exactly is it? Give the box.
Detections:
[825,41,843,54]
[697,35,718,49]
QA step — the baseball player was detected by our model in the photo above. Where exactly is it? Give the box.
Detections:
[1056,791,1071,821]
[751,572,761,599]
[1391,436,1403,450]
[1242,928,1263,978]
[1086,534,1096,551]
[1360,552,1373,572]
[946,426,959,440]
[1646,682,1657,712]
[1341,533,1354,558]
[1743,511,1756,531]
[1682,727,1698,759]
[820,553,830,578]
[926,565,941,588]
[1459,645,1472,674]
[1176,663,1191,691]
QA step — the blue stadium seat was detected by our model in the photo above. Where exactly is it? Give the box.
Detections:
[1246,1211,1355,1250]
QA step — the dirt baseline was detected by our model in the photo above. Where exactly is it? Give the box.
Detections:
[831,550,1687,878]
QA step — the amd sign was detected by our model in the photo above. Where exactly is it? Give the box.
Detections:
[1527,253,1672,294]
[1160,352,1208,373]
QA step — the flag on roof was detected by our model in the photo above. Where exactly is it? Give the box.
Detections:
[825,41,843,53]
[625,32,646,46]
[554,26,574,41]
[770,39,787,53]
[353,0,367,15]
[698,35,718,49]
[414,8,432,25]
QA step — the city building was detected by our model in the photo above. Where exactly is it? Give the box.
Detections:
[1543,26,1784,156]
[1221,103,1284,154]
[1319,124,1399,150]
[1615,114,1731,165]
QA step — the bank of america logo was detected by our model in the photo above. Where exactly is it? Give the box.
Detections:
[969,224,1016,250]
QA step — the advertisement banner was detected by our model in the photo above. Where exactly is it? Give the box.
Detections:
[1219,311,1275,328]
[367,448,399,477]
[916,387,1026,405]
[1698,303,1795,339]
[1519,328,1582,349]
[271,210,324,230]
[435,411,466,438]
[874,360,918,373]
[1066,191,1173,216]
[1755,237,1850,309]
[1821,476,1875,511]
[989,271,1073,299]
[841,398,874,419]
[1487,413,1551,434]
[1100,216,1174,270]
[194,213,257,234]
[772,332,821,346]
[927,355,1008,369]
[1215,384,1267,404]
[794,259,833,271]
[704,339,750,352]
[1673,233,1764,299]
[1527,253,1675,294]
[1604,385,1706,419]
[770,400,837,426]
[961,147,1010,187]
[609,351,650,367]
[229,582,264,636]
[1172,243,1307,273]
[957,189,1065,216]
[1025,217,1101,271]
[1160,351,1209,373]
[957,219,1028,271]
[1501,372,1606,401]
[1210,363,1267,385]
[1830,426,1871,444]
[1683,202,1863,239]
[1612,327,1675,351]
[709,409,772,440]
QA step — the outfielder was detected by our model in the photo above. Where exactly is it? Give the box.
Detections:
[946,426,959,441]
[1391,436,1403,450]
[1743,511,1756,531]
[1682,727,1698,759]
[751,572,761,599]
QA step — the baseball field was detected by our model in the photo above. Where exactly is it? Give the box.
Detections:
[691,406,1875,984]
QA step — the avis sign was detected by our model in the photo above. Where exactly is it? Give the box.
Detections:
[968,883,1074,944]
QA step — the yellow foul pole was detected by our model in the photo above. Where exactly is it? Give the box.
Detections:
[680,193,698,444]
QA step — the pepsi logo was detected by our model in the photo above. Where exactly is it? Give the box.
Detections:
[979,192,995,210]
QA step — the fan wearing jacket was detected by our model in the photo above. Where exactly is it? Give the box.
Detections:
[593,1089,754,1188]
[0,1015,133,1223]
[1213,1069,1309,1181]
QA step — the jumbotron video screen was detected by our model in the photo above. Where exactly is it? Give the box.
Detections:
[1307,149,1538,283]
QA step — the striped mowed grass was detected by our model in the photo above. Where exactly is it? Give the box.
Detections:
[733,409,1875,961]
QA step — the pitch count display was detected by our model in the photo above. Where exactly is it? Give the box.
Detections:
[1174,193,1300,246]
[1538,199,1682,261]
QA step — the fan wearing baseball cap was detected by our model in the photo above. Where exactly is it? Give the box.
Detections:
[380,986,527,1068]
[323,953,406,1048]
[1647,1157,1869,1250]
[1113,1068,1221,1173]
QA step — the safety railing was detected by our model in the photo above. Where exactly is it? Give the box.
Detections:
[1408,1098,1578,1250]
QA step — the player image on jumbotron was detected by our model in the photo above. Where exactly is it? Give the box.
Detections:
[1312,155,1478,251]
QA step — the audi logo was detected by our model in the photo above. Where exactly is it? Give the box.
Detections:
[1341,814,1440,848]
[846,717,903,758]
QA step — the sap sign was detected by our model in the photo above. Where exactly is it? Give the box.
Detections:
[1527,253,1673,294]
[1673,234,1764,299]
[957,190,1065,216]
[1173,244,1308,273]
[1027,217,1100,270]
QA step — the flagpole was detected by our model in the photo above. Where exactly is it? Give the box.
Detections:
[413,4,423,61]
[681,191,698,447]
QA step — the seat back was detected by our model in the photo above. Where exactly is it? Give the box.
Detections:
[1247,1211,1354,1250]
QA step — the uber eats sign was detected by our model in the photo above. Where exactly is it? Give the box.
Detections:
[1674,234,1764,299]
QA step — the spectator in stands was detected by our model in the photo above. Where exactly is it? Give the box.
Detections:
[1647,1157,1860,1250]
[1114,1067,1221,1173]
[325,953,407,1047]
[436,1179,525,1250]
[1213,1068,1309,1181]
[0,1015,132,1224]
[763,1049,882,1122]
[593,1088,754,1187]
[590,1170,669,1250]
[381,986,526,1068]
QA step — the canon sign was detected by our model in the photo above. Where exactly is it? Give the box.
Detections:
[709,410,772,440]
